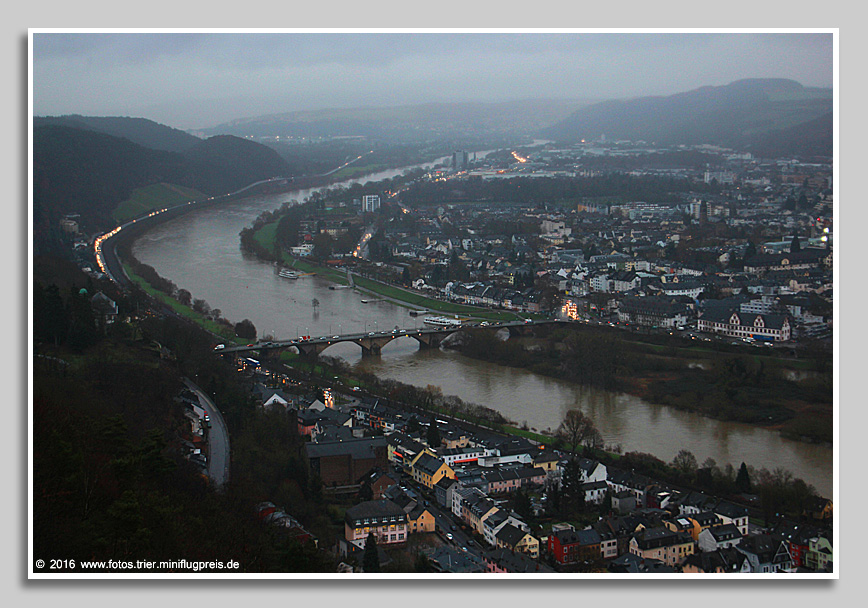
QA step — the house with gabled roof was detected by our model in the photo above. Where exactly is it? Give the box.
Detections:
[687,511,723,539]
[434,475,459,509]
[90,291,118,327]
[409,452,455,490]
[676,491,717,515]
[548,526,602,565]
[682,546,750,573]
[577,458,608,483]
[358,469,398,499]
[495,523,540,559]
[771,520,823,568]
[713,500,749,536]
[606,468,651,507]
[736,534,794,573]
[628,526,695,567]
[580,480,609,505]
[481,508,509,546]
[465,493,499,535]
[663,515,701,542]
[386,432,426,469]
[698,523,743,552]
[804,534,833,572]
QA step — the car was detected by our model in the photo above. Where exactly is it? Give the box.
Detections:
[318,336,327,340]
[445,533,453,541]
[368,332,376,336]
[213,344,225,350]
[480,321,490,326]
[332,335,339,339]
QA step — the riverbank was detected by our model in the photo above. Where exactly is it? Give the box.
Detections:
[254,235,533,323]
[451,323,833,446]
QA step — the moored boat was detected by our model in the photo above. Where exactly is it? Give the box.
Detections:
[423,315,462,328]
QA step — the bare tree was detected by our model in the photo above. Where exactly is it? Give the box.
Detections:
[556,409,600,454]
[671,449,699,479]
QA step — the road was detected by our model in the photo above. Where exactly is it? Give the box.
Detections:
[184,377,230,487]
[396,472,485,561]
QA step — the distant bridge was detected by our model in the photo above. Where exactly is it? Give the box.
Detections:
[219,319,561,359]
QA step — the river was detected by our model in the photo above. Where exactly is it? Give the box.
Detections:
[131,160,833,498]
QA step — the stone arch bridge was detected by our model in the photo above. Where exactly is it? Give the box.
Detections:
[219,319,561,359]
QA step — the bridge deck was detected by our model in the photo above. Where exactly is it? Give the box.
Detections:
[218,319,558,355]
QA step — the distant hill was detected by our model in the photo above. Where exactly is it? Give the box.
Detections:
[181,134,290,192]
[197,99,592,142]
[33,115,202,153]
[33,123,292,250]
[541,79,832,158]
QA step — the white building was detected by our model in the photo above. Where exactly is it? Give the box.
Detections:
[363,195,381,213]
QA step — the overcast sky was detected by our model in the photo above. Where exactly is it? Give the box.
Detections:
[31,30,834,131]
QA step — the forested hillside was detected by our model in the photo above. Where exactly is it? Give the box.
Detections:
[32,122,292,252]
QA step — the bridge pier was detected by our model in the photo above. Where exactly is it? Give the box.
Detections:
[354,336,395,357]
[410,331,448,349]
[295,343,330,359]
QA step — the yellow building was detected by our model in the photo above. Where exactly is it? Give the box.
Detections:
[410,452,455,490]
[533,449,560,473]
[664,516,702,542]
[495,523,540,560]
[629,527,695,567]
[407,505,436,534]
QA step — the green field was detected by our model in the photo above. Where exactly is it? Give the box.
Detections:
[113,183,206,224]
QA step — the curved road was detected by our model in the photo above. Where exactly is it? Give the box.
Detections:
[184,377,230,487]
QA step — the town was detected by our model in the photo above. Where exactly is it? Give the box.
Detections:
[197,348,832,574]
[243,138,832,348]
